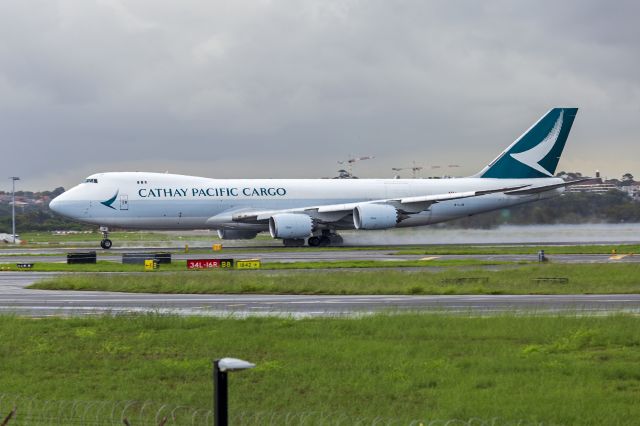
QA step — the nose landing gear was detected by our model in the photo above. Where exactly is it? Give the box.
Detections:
[99,226,113,249]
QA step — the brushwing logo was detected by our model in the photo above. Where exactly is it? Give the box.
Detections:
[100,190,119,209]
[510,110,564,177]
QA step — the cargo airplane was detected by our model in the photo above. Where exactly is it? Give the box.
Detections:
[50,108,583,248]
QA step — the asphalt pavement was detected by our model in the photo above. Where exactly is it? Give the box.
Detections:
[1,245,638,317]
[1,272,640,317]
[0,248,638,264]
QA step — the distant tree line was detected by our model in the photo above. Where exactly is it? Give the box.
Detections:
[0,203,92,233]
[443,190,640,228]
[0,187,91,232]
[0,187,66,198]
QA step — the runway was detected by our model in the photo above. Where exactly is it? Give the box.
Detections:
[1,272,640,317]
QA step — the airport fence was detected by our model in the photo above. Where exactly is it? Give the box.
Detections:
[0,394,542,425]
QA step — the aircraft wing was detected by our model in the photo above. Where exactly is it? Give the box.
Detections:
[229,184,528,224]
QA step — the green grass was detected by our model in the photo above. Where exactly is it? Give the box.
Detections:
[14,231,277,243]
[15,231,177,243]
[395,244,640,255]
[2,231,252,248]
[264,258,518,269]
[2,261,189,272]
[1,258,510,273]
[29,263,640,295]
[8,231,640,255]
[1,313,639,424]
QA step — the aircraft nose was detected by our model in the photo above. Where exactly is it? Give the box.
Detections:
[49,192,72,217]
[49,195,61,213]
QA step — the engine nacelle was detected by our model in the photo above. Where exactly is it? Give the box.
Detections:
[217,229,259,240]
[269,214,314,239]
[353,204,399,230]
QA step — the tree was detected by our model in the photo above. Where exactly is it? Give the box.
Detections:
[619,173,635,187]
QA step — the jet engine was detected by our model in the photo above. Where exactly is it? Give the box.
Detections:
[269,214,314,239]
[217,229,259,240]
[353,204,399,230]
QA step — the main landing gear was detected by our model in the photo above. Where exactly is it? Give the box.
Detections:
[99,226,112,249]
[282,231,343,247]
[307,236,326,247]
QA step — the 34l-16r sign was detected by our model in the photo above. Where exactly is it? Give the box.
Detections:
[187,259,234,269]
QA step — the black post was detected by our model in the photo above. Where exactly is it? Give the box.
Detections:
[213,359,229,426]
[538,249,546,262]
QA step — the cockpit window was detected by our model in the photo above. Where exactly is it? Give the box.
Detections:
[84,178,98,183]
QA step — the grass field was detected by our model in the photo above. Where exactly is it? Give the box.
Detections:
[5,230,640,255]
[1,313,639,424]
[394,244,640,255]
[13,231,181,243]
[2,231,268,249]
[1,258,511,273]
[29,263,640,295]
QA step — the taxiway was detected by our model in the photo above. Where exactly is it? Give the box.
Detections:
[1,272,639,317]
[0,248,638,265]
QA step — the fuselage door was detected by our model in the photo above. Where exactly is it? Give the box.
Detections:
[119,195,129,210]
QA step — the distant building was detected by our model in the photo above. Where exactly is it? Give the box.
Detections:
[566,183,619,194]
[559,170,634,196]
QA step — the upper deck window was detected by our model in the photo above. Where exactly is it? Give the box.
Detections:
[84,178,98,183]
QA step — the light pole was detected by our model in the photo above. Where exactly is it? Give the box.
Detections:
[213,357,255,426]
[10,177,19,244]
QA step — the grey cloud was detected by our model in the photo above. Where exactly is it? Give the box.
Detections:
[0,0,638,190]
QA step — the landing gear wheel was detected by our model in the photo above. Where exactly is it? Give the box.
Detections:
[99,227,111,249]
[308,232,342,247]
[283,238,305,247]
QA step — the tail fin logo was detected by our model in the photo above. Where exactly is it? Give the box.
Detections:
[509,110,564,177]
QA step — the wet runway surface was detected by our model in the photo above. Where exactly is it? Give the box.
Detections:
[2,245,639,317]
[1,272,640,317]
[1,247,639,264]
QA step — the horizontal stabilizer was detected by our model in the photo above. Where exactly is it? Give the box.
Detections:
[504,178,592,195]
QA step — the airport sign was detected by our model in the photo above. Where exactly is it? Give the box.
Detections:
[187,259,234,269]
[235,259,262,269]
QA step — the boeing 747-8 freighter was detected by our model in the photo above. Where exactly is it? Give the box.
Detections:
[50,108,583,248]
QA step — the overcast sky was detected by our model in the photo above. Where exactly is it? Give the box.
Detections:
[2,0,639,191]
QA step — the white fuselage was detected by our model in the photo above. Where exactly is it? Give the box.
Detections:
[49,172,563,231]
